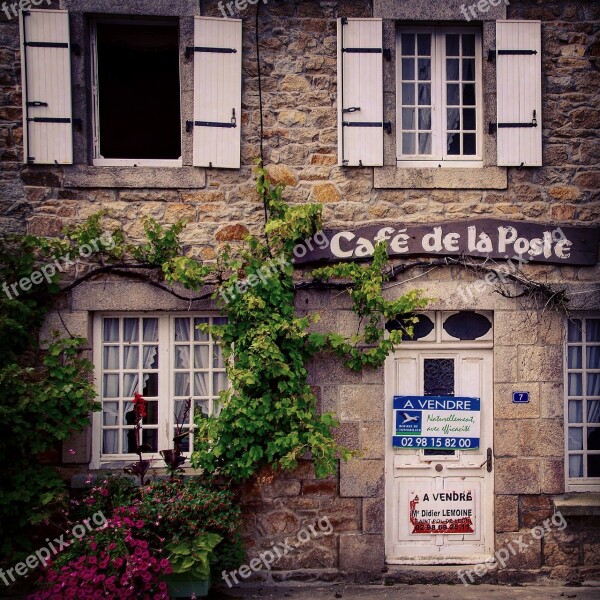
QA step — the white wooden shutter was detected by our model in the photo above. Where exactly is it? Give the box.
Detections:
[20,9,73,165]
[337,18,384,167]
[496,20,542,167]
[192,17,242,169]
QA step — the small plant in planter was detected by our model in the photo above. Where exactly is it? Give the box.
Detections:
[123,392,152,486]
[163,532,223,598]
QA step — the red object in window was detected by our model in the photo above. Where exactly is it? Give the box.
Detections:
[133,392,147,419]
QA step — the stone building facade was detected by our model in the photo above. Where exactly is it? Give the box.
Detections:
[0,0,599,586]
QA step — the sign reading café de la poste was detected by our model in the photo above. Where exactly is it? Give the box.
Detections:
[293,219,600,266]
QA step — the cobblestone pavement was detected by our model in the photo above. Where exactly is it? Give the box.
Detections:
[211,583,600,600]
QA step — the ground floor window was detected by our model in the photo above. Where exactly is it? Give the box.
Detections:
[93,314,227,462]
[566,315,600,490]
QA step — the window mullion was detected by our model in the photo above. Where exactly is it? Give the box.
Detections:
[435,29,444,160]
[159,316,171,455]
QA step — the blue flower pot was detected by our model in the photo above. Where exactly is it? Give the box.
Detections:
[164,574,211,598]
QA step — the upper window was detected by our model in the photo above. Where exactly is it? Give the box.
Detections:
[396,27,482,166]
[93,314,228,465]
[566,316,600,491]
[90,19,182,167]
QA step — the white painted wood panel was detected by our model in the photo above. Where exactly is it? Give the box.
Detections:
[337,18,384,166]
[20,9,73,165]
[496,20,542,167]
[193,17,242,169]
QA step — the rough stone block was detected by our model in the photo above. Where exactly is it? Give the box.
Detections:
[313,355,362,386]
[543,530,582,567]
[495,458,540,495]
[495,346,518,383]
[319,498,360,532]
[494,420,520,457]
[360,422,385,459]
[519,419,564,457]
[333,422,360,451]
[495,311,538,346]
[541,459,565,494]
[540,382,564,419]
[339,385,384,422]
[40,311,90,346]
[520,495,555,529]
[518,345,563,383]
[363,497,385,534]
[340,459,384,498]
[495,495,519,533]
[339,534,385,572]
[495,532,542,570]
[301,480,337,497]
[494,383,540,419]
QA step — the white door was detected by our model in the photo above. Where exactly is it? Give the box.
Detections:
[385,348,494,564]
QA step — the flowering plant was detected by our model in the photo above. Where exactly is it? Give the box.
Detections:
[124,392,151,486]
[29,506,171,600]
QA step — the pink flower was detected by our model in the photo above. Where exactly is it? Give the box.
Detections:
[68,449,76,455]
[100,488,109,497]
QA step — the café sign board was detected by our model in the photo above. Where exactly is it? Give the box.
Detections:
[292,219,599,266]
[409,489,476,535]
[393,395,480,450]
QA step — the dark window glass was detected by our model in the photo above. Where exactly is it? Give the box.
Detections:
[96,21,181,160]
[424,359,455,396]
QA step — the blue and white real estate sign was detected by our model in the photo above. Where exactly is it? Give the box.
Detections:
[393,396,481,450]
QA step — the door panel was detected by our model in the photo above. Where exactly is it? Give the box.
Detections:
[385,349,494,564]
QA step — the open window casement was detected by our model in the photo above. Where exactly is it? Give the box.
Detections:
[337,17,385,167]
[191,17,242,169]
[495,20,542,167]
[20,9,73,165]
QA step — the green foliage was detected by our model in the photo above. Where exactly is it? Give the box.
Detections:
[166,532,223,580]
[132,217,187,266]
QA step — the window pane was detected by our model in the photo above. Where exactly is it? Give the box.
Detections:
[402,83,415,105]
[418,58,431,81]
[462,34,476,56]
[463,133,476,155]
[142,345,158,369]
[194,317,210,341]
[174,345,191,369]
[123,373,138,397]
[463,83,476,105]
[103,318,119,342]
[402,133,415,155]
[123,346,139,370]
[447,108,460,131]
[141,429,158,453]
[103,430,119,454]
[568,346,582,369]
[195,345,210,369]
[175,373,190,396]
[587,320,600,342]
[418,83,431,105]
[143,318,159,342]
[569,455,583,478]
[588,427,600,450]
[194,372,209,396]
[446,59,459,81]
[213,372,228,395]
[588,373,600,397]
[568,319,582,342]
[103,402,119,426]
[446,34,460,56]
[402,108,415,129]
[568,400,583,423]
[588,401,600,423]
[194,399,210,418]
[588,454,600,478]
[447,84,460,106]
[145,401,159,425]
[174,400,191,425]
[104,346,119,370]
[417,33,431,56]
[418,133,432,155]
[423,358,455,396]
[213,317,228,326]
[587,346,600,369]
[447,133,460,155]
[104,374,119,398]
[569,427,583,450]
[175,318,190,341]
[463,108,476,130]
[123,318,139,342]
[401,33,415,55]
[568,373,583,396]
[402,58,415,80]
[462,58,475,81]
[213,345,225,369]
[418,108,431,130]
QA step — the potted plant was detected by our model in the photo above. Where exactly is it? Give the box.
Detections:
[163,532,223,598]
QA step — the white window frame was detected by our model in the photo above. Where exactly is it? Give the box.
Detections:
[91,313,228,469]
[396,26,483,168]
[90,18,183,168]
[565,314,600,492]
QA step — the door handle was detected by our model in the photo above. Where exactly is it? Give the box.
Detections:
[479,448,493,472]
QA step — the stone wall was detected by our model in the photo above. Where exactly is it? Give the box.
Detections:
[0,0,598,584]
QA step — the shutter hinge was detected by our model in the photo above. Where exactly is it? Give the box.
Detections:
[27,101,48,108]
[25,41,69,49]
[185,46,237,59]
[343,121,392,134]
[27,117,72,124]
[343,47,391,60]
[186,109,237,132]
[489,110,537,134]
[488,48,538,61]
